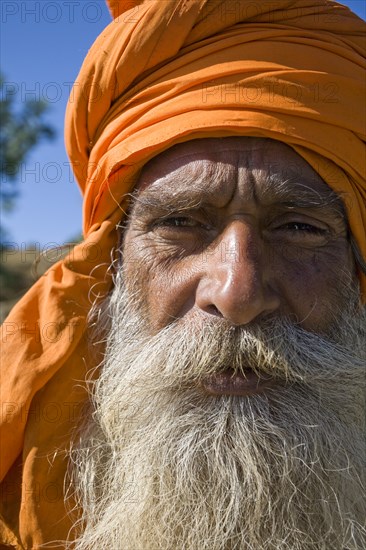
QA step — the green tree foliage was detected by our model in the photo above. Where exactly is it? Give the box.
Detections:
[0,71,55,213]
[0,73,57,315]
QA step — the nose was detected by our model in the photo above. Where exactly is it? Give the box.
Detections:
[195,221,280,325]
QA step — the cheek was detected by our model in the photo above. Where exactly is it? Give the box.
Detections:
[123,235,199,332]
[146,267,197,332]
[275,245,354,331]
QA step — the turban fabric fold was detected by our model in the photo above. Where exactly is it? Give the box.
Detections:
[1,0,365,546]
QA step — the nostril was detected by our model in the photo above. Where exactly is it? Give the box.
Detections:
[206,304,222,317]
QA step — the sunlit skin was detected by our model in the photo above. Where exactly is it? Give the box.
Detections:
[123,137,355,395]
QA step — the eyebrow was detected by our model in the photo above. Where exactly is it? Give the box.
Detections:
[129,171,347,222]
[129,169,216,217]
[260,174,346,216]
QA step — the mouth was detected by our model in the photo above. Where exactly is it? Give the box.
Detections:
[199,367,275,397]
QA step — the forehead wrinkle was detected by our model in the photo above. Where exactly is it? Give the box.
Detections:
[131,145,347,224]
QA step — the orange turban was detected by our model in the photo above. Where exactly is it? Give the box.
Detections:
[1,0,365,546]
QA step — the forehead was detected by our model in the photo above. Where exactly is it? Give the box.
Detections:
[136,137,342,209]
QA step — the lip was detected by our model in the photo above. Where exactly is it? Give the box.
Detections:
[199,368,275,397]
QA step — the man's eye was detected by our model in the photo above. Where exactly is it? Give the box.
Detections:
[156,216,201,228]
[279,222,327,235]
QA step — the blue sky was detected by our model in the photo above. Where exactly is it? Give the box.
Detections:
[1,0,365,247]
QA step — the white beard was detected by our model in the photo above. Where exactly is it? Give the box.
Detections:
[69,270,366,550]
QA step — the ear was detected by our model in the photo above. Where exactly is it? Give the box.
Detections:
[106,0,146,19]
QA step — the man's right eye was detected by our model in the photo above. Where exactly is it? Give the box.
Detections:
[153,215,210,230]
[159,216,198,227]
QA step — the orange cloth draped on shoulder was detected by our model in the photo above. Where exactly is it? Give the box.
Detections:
[1,0,365,546]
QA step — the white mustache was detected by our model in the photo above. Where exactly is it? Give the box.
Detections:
[108,305,366,392]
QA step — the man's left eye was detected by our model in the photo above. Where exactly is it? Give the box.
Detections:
[279,222,327,235]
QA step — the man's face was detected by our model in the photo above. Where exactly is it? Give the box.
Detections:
[71,138,365,550]
[124,137,354,336]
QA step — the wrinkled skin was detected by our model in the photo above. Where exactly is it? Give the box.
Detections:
[124,137,354,335]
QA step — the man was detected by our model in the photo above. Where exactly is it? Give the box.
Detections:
[1,1,365,548]
[70,136,366,549]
